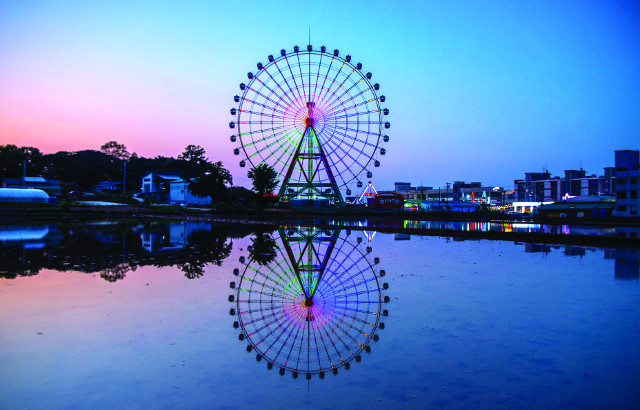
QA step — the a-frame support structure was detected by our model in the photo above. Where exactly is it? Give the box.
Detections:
[277,102,344,206]
[278,226,341,312]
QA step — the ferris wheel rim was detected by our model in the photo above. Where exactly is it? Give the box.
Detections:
[231,46,388,188]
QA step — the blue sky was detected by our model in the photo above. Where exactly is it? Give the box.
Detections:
[1,0,639,189]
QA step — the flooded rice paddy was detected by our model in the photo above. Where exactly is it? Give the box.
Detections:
[1,220,639,408]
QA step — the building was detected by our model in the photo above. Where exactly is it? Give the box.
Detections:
[614,149,640,217]
[0,188,51,203]
[140,172,182,202]
[168,179,211,206]
[394,182,414,192]
[372,191,404,209]
[515,168,613,203]
[395,181,507,209]
[92,181,123,193]
[2,177,61,197]
[421,201,481,212]
[537,196,615,218]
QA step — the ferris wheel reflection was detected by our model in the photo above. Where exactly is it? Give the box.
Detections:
[228,226,389,379]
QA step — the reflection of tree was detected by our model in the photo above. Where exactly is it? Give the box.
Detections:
[99,263,134,282]
[178,229,233,279]
[177,262,205,279]
[0,221,253,281]
[249,233,278,266]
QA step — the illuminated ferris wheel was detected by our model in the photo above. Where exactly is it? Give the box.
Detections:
[229,45,390,205]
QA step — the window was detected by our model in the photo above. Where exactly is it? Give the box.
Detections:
[617,205,627,211]
[631,206,637,215]
[617,190,627,199]
[631,191,638,200]
[631,178,638,185]
[617,178,627,185]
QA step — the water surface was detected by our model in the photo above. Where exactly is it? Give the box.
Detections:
[1,220,638,408]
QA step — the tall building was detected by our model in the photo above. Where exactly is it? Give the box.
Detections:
[614,150,640,217]
[563,169,586,196]
[394,182,413,192]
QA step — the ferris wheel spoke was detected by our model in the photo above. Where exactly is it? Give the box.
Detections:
[249,82,291,115]
[318,138,361,184]
[330,97,377,119]
[254,70,299,109]
[324,128,377,157]
[272,61,306,114]
[316,62,348,108]
[311,53,326,105]
[317,68,359,115]
[243,87,290,115]
[239,110,287,121]
[332,126,380,147]
[333,79,370,107]
[283,56,305,103]
[294,52,309,104]
[252,134,303,172]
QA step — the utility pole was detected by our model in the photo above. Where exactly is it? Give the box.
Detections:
[445,182,450,209]
[22,160,26,188]
[123,161,127,193]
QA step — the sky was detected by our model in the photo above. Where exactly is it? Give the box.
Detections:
[1,0,639,190]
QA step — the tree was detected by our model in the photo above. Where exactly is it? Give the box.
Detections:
[186,161,232,201]
[248,163,278,209]
[178,144,207,166]
[0,144,44,180]
[100,141,131,160]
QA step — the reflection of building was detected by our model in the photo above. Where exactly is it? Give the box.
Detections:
[139,221,212,252]
[0,225,50,241]
[612,248,640,279]
[517,243,639,279]
[524,243,551,253]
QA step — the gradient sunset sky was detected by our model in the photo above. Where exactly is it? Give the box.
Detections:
[1,1,639,189]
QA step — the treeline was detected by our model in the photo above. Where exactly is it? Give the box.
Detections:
[0,142,227,194]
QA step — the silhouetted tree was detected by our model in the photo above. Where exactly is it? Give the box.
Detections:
[248,163,278,209]
[178,145,207,166]
[0,144,44,180]
[100,141,131,160]
[185,161,232,202]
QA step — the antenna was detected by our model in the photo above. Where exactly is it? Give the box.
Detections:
[308,26,311,46]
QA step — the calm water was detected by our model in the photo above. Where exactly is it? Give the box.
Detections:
[1,220,639,409]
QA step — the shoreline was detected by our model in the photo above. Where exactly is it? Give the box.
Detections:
[1,206,639,249]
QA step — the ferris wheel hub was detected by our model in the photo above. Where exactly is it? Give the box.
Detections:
[305,117,314,126]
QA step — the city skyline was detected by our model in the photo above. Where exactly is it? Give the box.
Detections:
[1,1,639,189]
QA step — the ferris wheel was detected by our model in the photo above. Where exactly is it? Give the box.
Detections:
[229,227,389,378]
[229,45,390,205]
